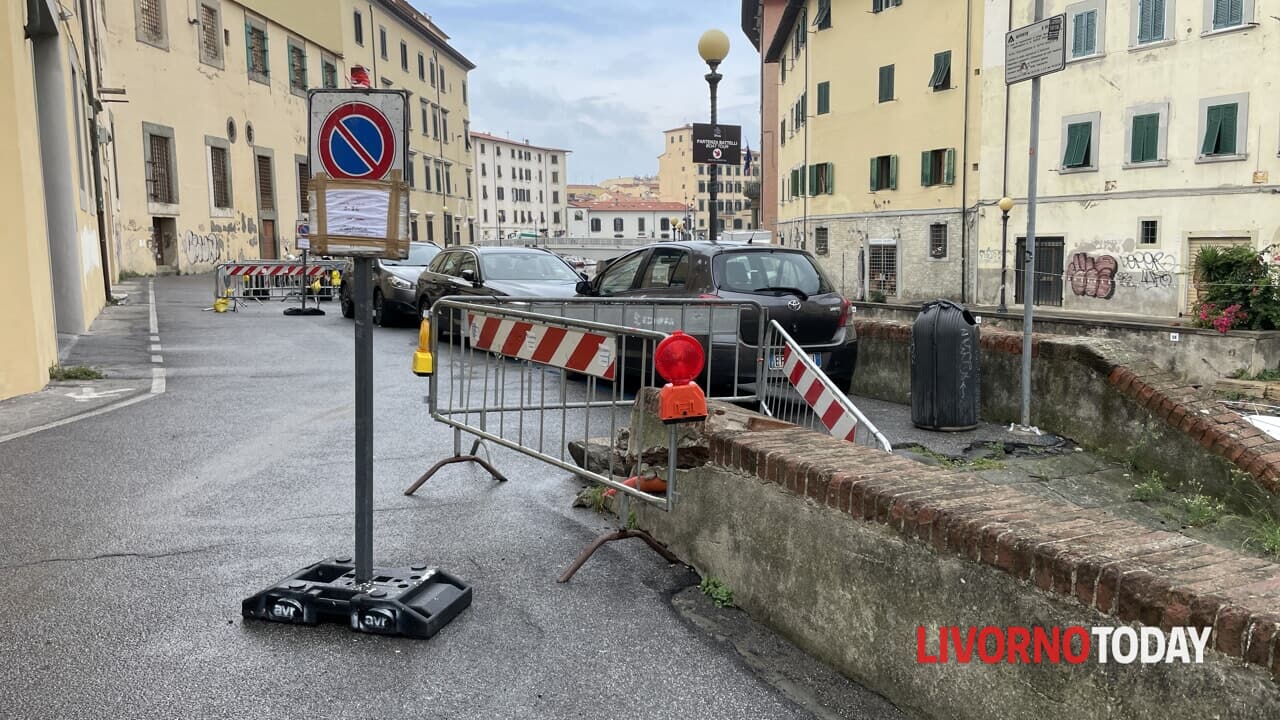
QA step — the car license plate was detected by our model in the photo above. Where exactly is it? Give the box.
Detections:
[770,353,821,370]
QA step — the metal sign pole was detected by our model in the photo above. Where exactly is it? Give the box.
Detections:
[353,257,374,583]
[1019,0,1044,430]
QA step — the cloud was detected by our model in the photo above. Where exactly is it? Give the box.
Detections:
[411,0,760,183]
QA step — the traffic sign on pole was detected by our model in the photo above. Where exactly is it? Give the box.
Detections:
[308,90,407,182]
[1005,14,1066,85]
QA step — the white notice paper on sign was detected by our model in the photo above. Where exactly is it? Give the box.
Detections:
[325,188,390,239]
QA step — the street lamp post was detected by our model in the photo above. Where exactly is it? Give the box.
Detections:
[699,29,729,244]
[997,196,1014,313]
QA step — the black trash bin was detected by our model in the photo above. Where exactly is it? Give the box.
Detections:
[911,300,980,431]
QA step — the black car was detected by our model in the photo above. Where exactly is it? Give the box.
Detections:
[414,246,583,318]
[574,241,856,391]
[340,242,441,326]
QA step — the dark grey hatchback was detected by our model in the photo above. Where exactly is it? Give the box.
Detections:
[574,241,856,390]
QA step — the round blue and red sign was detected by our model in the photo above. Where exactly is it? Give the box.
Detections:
[317,102,396,180]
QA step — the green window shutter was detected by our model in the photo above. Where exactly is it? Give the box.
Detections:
[889,155,898,190]
[1229,0,1244,26]
[878,65,893,102]
[1137,0,1153,42]
[245,23,253,72]
[1201,108,1222,155]
[920,150,933,186]
[1084,12,1096,54]
[1071,13,1084,55]
[809,165,818,196]
[869,157,879,191]
[1152,0,1166,38]
[1218,104,1238,154]
[817,82,830,115]
[791,168,800,198]
[826,162,835,194]
[301,48,308,88]
[1131,114,1158,162]
[263,31,270,75]
[944,148,956,185]
[929,51,951,90]
[1064,122,1091,167]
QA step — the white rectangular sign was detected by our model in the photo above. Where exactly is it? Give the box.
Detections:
[307,89,407,183]
[1005,15,1066,85]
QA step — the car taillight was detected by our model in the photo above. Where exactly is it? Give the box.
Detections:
[838,297,852,326]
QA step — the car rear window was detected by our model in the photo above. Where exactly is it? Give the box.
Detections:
[713,251,831,296]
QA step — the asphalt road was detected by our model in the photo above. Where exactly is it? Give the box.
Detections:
[0,275,904,720]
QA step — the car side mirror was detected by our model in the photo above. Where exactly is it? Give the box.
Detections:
[575,279,594,296]
[460,268,478,285]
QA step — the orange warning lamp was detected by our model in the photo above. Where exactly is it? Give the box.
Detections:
[655,331,707,424]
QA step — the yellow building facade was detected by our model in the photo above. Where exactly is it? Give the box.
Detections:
[104,0,473,276]
[1,0,114,400]
[764,0,984,301]
[977,0,1280,319]
[657,124,760,237]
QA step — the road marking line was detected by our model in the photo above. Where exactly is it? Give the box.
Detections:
[151,355,163,363]
[151,367,166,394]
[150,335,160,343]
[149,279,159,335]
[0,393,157,444]
[150,344,162,353]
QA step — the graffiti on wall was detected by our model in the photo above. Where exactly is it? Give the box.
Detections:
[183,231,225,265]
[1114,251,1177,292]
[1067,253,1118,299]
[1067,250,1179,300]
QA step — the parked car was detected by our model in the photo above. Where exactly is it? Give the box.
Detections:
[574,241,857,392]
[340,242,441,326]
[414,246,584,320]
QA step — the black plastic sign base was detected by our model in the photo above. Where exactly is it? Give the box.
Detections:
[283,307,326,316]
[242,558,471,638]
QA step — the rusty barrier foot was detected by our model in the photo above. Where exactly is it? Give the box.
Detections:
[557,529,681,584]
[403,455,508,496]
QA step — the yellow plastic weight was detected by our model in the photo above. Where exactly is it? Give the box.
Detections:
[213,297,228,313]
[412,318,433,377]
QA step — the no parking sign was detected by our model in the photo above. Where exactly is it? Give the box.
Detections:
[308,90,407,182]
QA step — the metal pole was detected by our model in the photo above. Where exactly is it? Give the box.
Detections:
[353,257,374,583]
[998,211,1009,312]
[707,67,721,243]
[1020,0,1044,429]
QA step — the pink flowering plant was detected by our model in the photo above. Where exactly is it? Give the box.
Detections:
[1191,246,1280,332]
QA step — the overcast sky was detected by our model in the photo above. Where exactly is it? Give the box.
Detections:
[411,0,761,184]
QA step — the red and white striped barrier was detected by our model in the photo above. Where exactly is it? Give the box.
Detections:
[223,263,328,277]
[467,313,616,380]
[782,347,859,442]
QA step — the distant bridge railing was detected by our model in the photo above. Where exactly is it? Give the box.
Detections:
[472,236,662,250]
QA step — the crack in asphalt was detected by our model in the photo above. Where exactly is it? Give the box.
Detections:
[0,542,241,571]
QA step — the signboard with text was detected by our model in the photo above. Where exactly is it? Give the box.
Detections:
[1005,15,1066,85]
[692,123,742,165]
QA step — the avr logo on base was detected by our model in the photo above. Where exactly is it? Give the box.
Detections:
[270,599,303,621]
[354,608,396,633]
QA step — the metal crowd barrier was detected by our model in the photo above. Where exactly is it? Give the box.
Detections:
[760,319,893,453]
[214,259,346,304]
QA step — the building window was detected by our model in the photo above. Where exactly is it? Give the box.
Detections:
[1130,113,1160,163]
[435,162,443,193]
[400,41,408,71]
[930,51,952,91]
[878,65,894,102]
[552,171,559,183]
[466,170,473,199]
[810,162,835,194]
[551,155,559,165]
[287,40,307,95]
[144,125,177,205]
[638,217,646,233]
[135,0,168,49]
[1133,0,1170,44]
[613,218,624,232]
[443,164,452,195]
[815,227,829,255]
[438,65,446,90]
[868,241,898,296]
[379,27,388,60]
[1199,96,1247,159]
[1139,219,1159,245]
[423,158,432,192]
[920,148,955,186]
[929,224,948,259]
[1060,112,1101,172]
[441,109,449,143]
[431,106,440,139]
[463,82,468,104]
[256,154,275,211]
[354,10,363,45]
[591,218,602,232]
[208,140,231,210]
[815,0,832,29]
[198,2,222,66]
[496,187,504,201]
[553,211,561,224]
[246,18,269,84]
[1208,0,1251,30]
[297,159,310,214]
[869,155,897,191]
[407,154,416,189]
[552,191,560,203]
[322,57,337,88]
[1066,1,1105,59]
[817,81,831,114]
